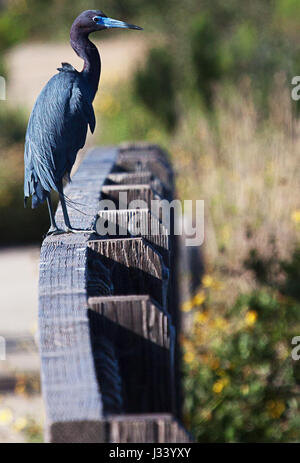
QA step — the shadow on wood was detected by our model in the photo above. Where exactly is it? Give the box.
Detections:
[88,295,175,415]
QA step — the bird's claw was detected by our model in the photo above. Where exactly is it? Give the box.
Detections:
[46,227,67,236]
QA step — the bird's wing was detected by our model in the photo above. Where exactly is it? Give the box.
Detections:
[71,85,96,134]
[24,71,96,200]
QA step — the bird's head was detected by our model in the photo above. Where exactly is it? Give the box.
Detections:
[73,10,143,34]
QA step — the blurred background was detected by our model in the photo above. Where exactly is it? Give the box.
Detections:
[1,0,300,443]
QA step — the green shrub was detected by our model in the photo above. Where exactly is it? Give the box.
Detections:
[0,144,51,245]
[0,10,28,52]
[0,106,27,146]
[183,247,300,442]
[134,47,177,131]
[190,13,223,106]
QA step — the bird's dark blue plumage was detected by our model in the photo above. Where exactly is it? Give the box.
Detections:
[24,9,142,233]
[24,65,95,208]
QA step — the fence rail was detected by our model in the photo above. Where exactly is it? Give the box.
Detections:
[38,144,191,443]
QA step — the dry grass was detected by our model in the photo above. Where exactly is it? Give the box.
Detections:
[171,74,300,300]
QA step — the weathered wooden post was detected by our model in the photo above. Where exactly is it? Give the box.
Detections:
[38,144,191,443]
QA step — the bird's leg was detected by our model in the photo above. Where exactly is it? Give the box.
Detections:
[59,190,72,229]
[59,188,96,234]
[46,195,65,236]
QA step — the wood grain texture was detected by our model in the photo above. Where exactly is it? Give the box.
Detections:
[101,184,161,209]
[119,143,172,165]
[95,208,170,265]
[50,414,192,443]
[88,238,169,308]
[106,172,167,198]
[107,414,192,444]
[115,145,174,196]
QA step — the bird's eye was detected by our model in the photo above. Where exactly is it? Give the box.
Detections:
[93,17,99,23]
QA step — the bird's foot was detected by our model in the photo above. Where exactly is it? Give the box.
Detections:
[46,227,67,236]
[66,227,97,234]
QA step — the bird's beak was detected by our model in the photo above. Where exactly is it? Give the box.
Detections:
[96,17,143,30]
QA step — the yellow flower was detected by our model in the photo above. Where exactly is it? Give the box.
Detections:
[195,311,209,324]
[192,291,206,306]
[245,310,258,326]
[184,351,195,364]
[202,275,213,288]
[212,381,223,394]
[0,408,13,425]
[212,378,229,394]
[266,400,285,419]
[212,377,229,394]
[291,210,300,224]
[13,417,28,432]
[220,224,231,243]
[240,385,249,396]
[182,299,194,312]
[202,274,224,290]
[214,317,228,330]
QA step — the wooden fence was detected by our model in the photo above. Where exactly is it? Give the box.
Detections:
[38,144,191,443]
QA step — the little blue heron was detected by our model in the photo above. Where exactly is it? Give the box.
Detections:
[24,10,142,234]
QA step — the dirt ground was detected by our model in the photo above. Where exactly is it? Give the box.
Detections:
[0,246,42,443]
[0,246,39,336]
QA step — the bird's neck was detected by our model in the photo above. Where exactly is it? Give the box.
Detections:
[70,28,101,101]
